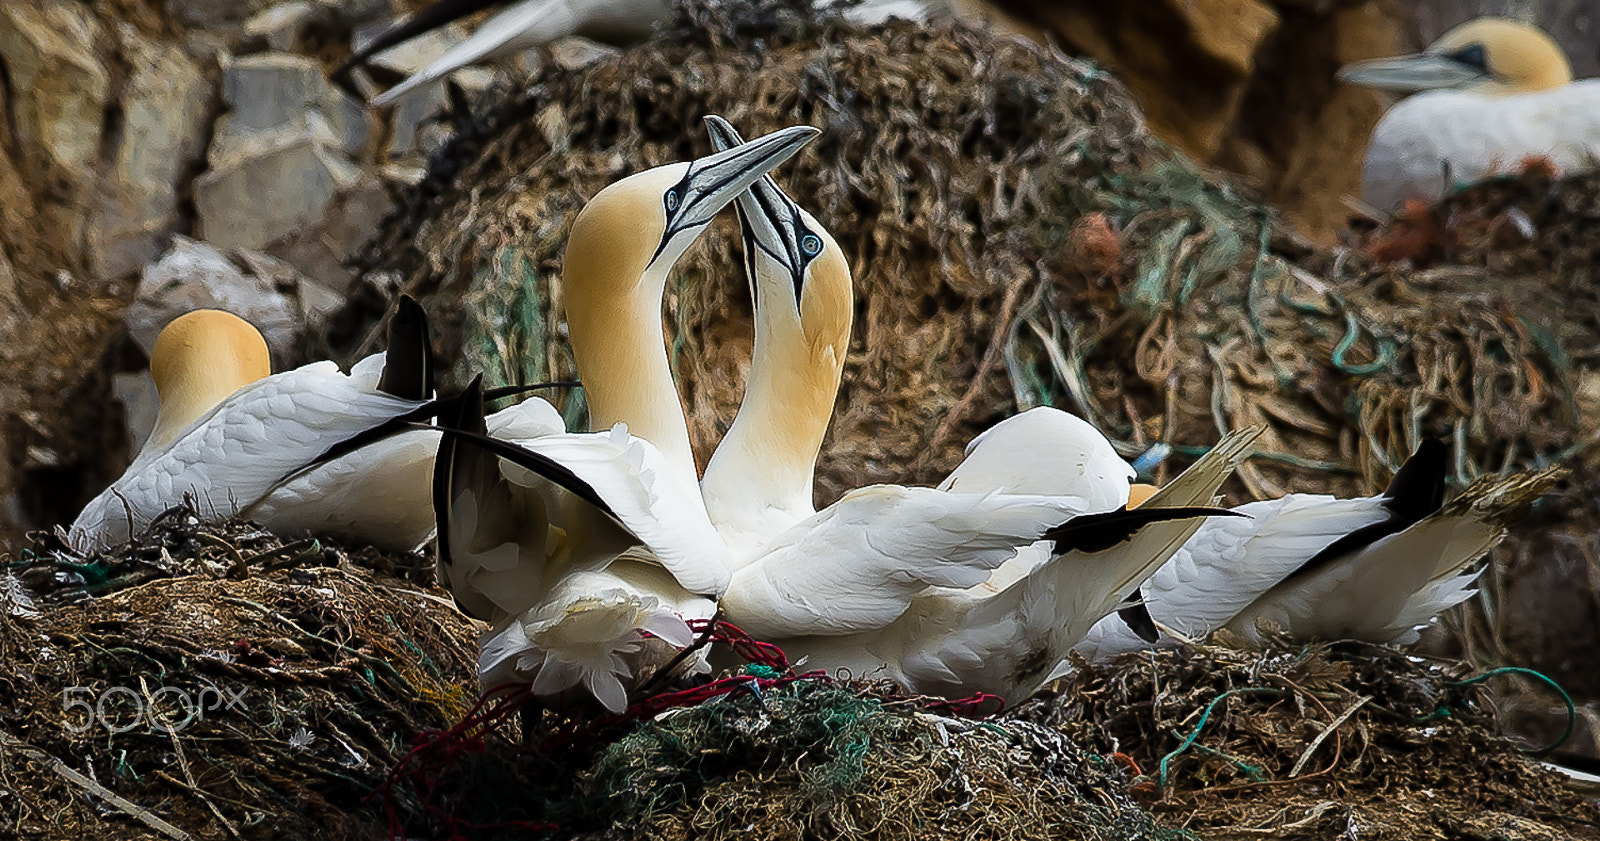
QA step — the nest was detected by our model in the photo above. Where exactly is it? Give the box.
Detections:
[0,507,480,840]
[1024,639,1600,839]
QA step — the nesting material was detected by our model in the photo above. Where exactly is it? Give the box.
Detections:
[0,508,478,840]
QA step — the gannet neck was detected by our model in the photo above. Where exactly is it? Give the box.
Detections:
[563,171,697,485]
[147,310,270,451]
[703,228,852,549]
[561,125,821,494]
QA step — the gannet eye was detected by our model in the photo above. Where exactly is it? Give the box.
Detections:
[1448,43,1487,72]
[800,234,823,257]
[664,189,681,213]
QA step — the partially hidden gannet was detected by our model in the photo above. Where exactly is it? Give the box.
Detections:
[69,298,450,554]
[349,0,987,106]
[426,125,819,711]
[1338,18,1600,210]
[694,117,1248,701]
[1075,439,1564,658]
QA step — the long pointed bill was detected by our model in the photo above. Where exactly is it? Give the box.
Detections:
[650,123,819,266]
[704,115,810,306]
[1336,53,1489,92]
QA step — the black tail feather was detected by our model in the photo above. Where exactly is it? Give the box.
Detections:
[1285,438,1448,582]
[377,295,434,400]
[1043,506,1242,555]
[1116,589,1160,643]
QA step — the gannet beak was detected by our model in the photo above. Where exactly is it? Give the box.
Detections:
[1337,51,1489,92]
[649,123,819,267]
[703,115,814,306]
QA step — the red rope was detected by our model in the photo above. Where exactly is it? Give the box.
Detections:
[374,618,1001,838]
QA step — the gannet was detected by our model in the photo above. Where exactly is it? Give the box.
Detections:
[1075,439,1563,658]
[765,427,1260,702]
[1338,17,1600,210]
[693,117,1245,700]
[69,299,451,553]
[426,124,819,711]
[347,0,979,106]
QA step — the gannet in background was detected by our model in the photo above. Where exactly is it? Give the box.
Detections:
[1338,17,1600,210]
[426,125,819,711]
[694,117,1245,701]
[1075,440,1564,658]
[69,299,453,554]
[346,0,995,106]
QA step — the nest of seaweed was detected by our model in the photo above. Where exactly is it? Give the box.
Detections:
[4,511,1597,840]
[0,506,480,840]
[1026,638,1600,839]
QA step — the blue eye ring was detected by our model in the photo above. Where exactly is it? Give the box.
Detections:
[800,234,823,256]
[664,190,680,212]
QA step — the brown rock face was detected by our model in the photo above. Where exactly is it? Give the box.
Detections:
[988,0,1405,243]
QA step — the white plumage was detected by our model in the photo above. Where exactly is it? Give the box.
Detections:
[430,125,817,712]
[759,426,1259,701]
[1358,82,1600,210]
[72,351,429,553]
[1339,17,1600,209]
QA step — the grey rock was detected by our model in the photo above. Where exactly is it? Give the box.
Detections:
[268,172,390,294]
[128,236,343,368]
[242,2,329,53]
[217,52,369,158]
[196,123,364,253]
[164,0,276,31]
[91,24,214,279]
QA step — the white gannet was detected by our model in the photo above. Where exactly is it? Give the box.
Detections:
[1075,439,1563,658]
[1338,17,1600,210]
[765,427,1260,702]
[427,125,819,711]
[694,117,1247,700]
[346,0,990,106]
[69,298,462,554]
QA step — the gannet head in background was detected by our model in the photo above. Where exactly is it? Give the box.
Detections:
[146,310,271,451]
[561,123,819,494]
[697,115,854,559]
[1337,18,1571,97]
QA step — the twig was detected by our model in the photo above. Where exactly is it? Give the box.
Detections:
[141,678,243,840]
[0,731,193,841]
[1290,695,1371,778]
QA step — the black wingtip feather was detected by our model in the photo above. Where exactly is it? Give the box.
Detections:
[1116,589,1160,643]
[431,375,483,573]
[1383,438,1447,520]
[378,295,434,400]
[1043,506,1243,555]
[336,0,505,77]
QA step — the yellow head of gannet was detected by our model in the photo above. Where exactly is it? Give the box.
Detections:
[561,123,819,494]
[146,310,271,451]
[697,116,854,555]
[1337,18,1571,96]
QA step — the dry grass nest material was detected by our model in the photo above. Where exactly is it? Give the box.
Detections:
[0,506,480,840]
[3,512,1595,840]
[1021,639,1600,839]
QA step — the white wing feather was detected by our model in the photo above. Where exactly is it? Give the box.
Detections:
[721,485,1098,638]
